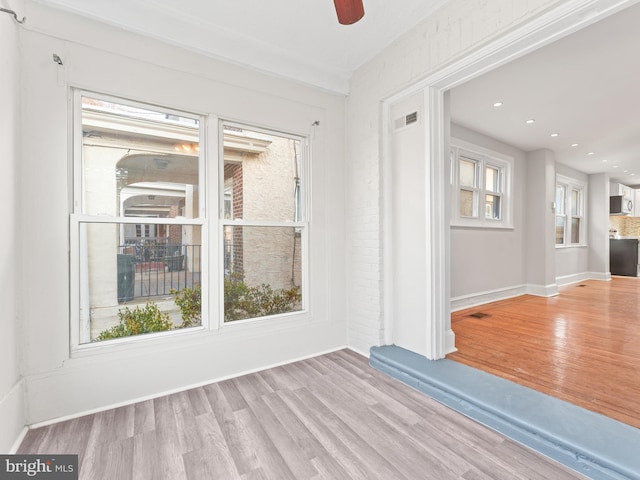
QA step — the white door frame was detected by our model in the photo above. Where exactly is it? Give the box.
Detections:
[381,0,636,360]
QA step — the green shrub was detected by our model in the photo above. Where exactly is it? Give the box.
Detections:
[96,302,173,341]
[171,286,202,328]
[224,274,301,321]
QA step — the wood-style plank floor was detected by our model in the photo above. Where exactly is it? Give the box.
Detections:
[17,349,584,479]
[448,277,640,429]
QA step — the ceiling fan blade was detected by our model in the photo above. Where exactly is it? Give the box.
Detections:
[334,0,365,25]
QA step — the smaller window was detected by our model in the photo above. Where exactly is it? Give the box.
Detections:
[555,175,585,247]
[450,140,513,228]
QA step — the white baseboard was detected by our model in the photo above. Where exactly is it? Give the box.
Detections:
[452,274,613,312]
[0,379,25,453]
[526,283,559,297]
[451,285,527,312]
[444,329,457,355]
[557,271,612,286]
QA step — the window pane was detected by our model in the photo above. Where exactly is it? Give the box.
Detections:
[223,226,302,321]
[79,222,202,343]
[485,194,501,219]
[485,166,500,192]
[459,189,476,217]
[81,96,200,219]
[223,126,302,222]
[571,217,581,243]
[459,158,476,188]
[555,216,566,244]
[555,185,565,214]
[571,189,580,216]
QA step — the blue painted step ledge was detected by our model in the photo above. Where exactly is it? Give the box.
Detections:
[370,345,639,480]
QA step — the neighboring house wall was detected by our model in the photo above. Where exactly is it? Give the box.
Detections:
[0,8,24,452]
[19,3,346,424]
[242,136,300,290]
[449,124,527,309]
[346,0,568,353]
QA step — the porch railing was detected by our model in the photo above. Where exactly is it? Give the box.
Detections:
[117,243,201,302]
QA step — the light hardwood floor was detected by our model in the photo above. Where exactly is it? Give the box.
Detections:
[17,349,584,479]
[448,277,640,429]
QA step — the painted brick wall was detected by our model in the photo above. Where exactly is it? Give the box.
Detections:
[346,0,567,354]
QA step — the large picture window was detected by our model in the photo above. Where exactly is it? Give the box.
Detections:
[71,92,205,345]
[221,123,307,322]
[450,140,513,228]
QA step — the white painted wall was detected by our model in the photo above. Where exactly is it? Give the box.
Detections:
[449,124,527,307]
[588,173,611,278]
[346,0,567,353]
[0,4,25,451]
[388,92,430,356]
[19,2,346,424]
[525,149,558,296]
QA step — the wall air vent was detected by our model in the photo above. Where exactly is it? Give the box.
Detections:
[405,111,418,125]
[394,111,419,130]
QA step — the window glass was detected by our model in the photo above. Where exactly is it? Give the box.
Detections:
[223,126,301,222]
[571,189,580,216]
[459,158,476,188]
[223,226,302,321]
[555,185,566,214]
[485,194,501,220]
[555,216,566,244]
[75,94,204,345]
[460,190,475,217]
[221,124,306,323]
[571,217,581,244]
[485,166,499,192]
[79,222,202,343]
[81,96,200,218]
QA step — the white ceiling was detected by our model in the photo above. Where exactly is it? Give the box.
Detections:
[33,0,640,186]
[34,0,447,94]
[450,2,640,187]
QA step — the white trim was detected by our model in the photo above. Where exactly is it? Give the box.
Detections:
[0,379,25,453]
[450,138,514,229]
[555,174,587,247]
[451,285,528,312]
[557,271,612,286]
[26,346,348,430]
[526,283,560,297]
[381,0,635,359]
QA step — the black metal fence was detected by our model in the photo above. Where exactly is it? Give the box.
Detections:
[117,243,201,302]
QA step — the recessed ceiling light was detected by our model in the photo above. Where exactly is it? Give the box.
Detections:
[602,159,608,163]
[525,119,535,124]
[631,173,636,176]
[587,152,595,156]
[624,170,629,173]
[613,165,619,168]
[550,133,559,137]
[493,102,503,107]
[571,143,579,147]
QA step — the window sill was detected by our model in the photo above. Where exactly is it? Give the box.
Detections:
[555,244,588,249]
[451,223,514,231]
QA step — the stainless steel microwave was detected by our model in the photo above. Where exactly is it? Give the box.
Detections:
[610,195,633,215]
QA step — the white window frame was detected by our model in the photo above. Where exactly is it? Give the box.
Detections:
[555,175,586,247]
[450,138,514,229]
[69,90,209,351]
[219,120,309,326]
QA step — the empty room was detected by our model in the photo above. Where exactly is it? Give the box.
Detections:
[1,0,639,479]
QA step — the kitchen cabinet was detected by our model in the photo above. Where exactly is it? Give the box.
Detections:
[635,189,640,216]
[611,182,633,197]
